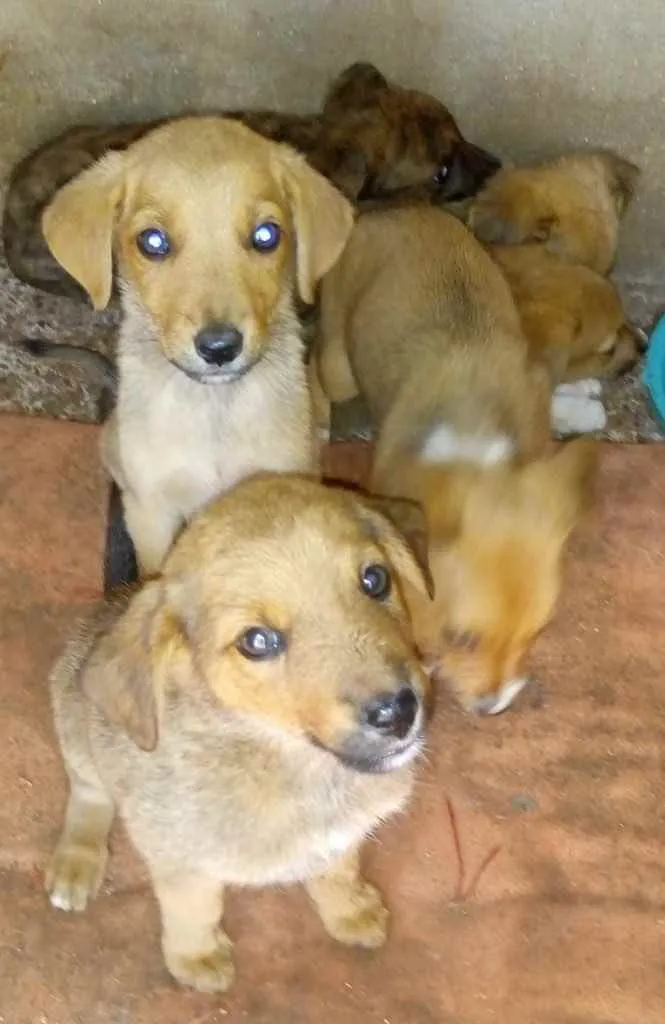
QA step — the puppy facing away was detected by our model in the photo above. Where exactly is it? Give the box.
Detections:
[41,116,354,575]
[311,206,596,714]
[467,150,640,274]
[46,473,431,993]
[3,61,500,301]
[491,244,646,382]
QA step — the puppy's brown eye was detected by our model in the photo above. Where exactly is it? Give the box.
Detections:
[236,626,286,660]
[443,628,480,653]
[136,227,171,259]
[360,563,391,601]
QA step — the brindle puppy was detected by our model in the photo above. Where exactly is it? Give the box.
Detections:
[3,62,500,301]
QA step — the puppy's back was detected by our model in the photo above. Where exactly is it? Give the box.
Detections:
[324,206,523,420]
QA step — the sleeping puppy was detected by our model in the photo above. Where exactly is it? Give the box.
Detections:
[468,150,642,432]
[40,116,354,575]
[467,149,639,274]
[311,205,596,714]
[46,473,431,993]
[491,245,645,384]
[3,61,500,301]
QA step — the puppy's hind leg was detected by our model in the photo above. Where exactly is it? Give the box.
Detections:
[305,847,388,949]
[46,771,115,913]
[152,872,234,993]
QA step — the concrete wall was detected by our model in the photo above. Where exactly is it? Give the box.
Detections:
[0,0,662,315]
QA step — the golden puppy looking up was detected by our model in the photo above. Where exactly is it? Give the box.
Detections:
[312,206,596,715]
[46,473,432,993]
[40,117,354,575]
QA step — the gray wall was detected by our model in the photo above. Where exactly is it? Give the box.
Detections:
[0,0,661,316]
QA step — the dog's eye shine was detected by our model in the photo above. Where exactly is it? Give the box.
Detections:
[360,563,391,601]
[433,164,450,186]
[443,628,480,653]
[251,222,281,253]
[236,626,286,660]
[136,228,171,259]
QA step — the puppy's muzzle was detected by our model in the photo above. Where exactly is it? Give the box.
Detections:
[459,142,502,191]
[194,322,244,367]
[335,682,425,774]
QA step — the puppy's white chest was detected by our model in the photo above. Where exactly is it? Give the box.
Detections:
[117,361,309,518]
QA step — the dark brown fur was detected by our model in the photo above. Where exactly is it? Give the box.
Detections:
[3,62,500,302]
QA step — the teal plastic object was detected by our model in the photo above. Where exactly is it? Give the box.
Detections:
[643,314,665,430]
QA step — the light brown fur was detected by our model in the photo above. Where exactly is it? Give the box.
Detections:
[46,473,432,993]
[467,150,640,274]
[491,244,645,382]
[311,206,596,712]
[42,117,355,575]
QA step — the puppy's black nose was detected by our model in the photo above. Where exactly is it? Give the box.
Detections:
[194,323,244,366]
[362,687,419,739]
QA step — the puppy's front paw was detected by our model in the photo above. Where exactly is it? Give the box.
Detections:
[45,842,107,912]
[321,880,389,949]
[164,931,235,993]
[550,392,607,435]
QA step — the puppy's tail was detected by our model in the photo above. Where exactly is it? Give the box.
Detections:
[18,338,117,420]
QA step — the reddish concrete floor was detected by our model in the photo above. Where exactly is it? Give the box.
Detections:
[1,415,665,1023]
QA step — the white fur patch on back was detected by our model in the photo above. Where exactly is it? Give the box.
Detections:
[420,425,514,466]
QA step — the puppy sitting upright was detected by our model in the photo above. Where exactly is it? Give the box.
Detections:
[41,117,354,574]
[46,474,431,993]
[312,206,596,714]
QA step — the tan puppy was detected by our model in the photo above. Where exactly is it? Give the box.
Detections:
[311,206,596,714]
[492,244,646,382]
[467,150,639,274]
[46,474,431,993]
[42,117,354,575]
[4,61,499,301]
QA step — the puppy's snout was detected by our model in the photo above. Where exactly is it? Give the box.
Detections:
[463,143,502,185]
[195,323,244,366]
[362,686,419,739]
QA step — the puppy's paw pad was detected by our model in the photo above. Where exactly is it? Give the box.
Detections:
[166,935,235,993]
[324,882,388,949]
[46,844,107,912]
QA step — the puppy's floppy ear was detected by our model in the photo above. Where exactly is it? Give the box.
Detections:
[281,151,355,304]
[323,62,388,116]
[602,152,641,213]
[312,142,369,201]
[41,152,124,310]
[358,494,435,600]
[82,581,187,751]
[467,200,523,246]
